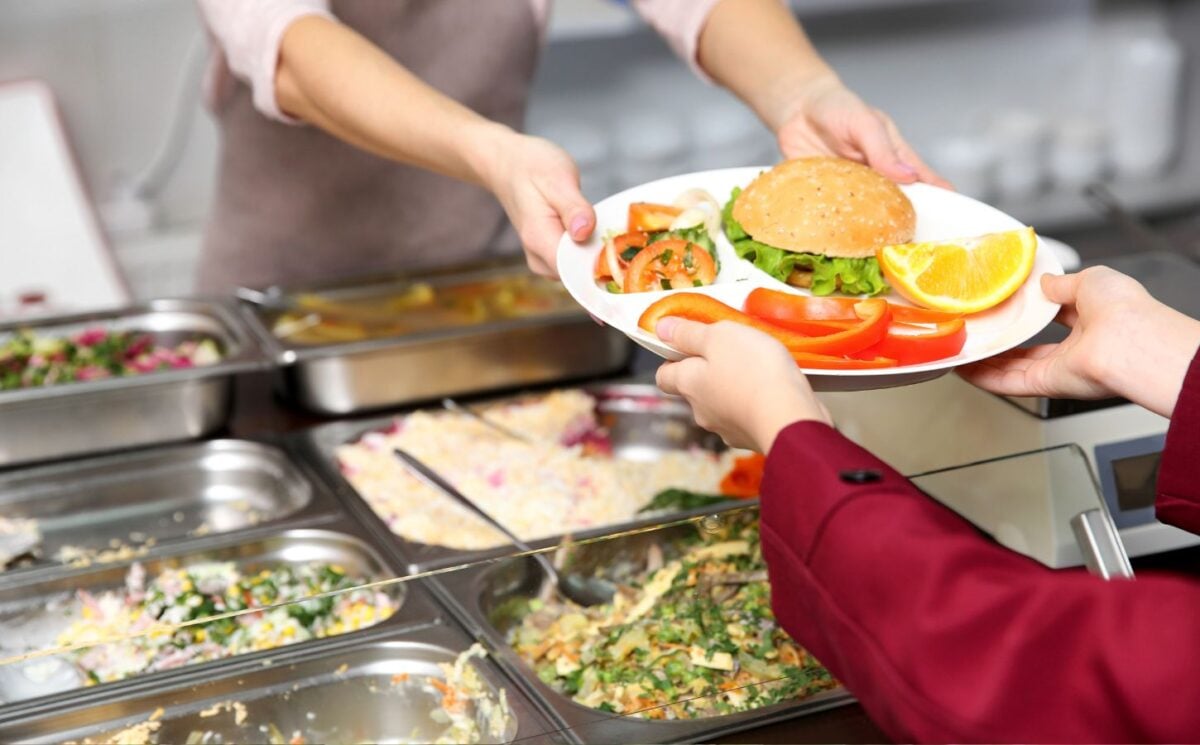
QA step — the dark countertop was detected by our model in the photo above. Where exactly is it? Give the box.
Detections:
[225,368,1200,744]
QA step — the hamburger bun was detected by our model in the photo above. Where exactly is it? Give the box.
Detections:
[733,157,916,259]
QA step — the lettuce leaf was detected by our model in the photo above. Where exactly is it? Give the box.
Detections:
[722,188,888,297]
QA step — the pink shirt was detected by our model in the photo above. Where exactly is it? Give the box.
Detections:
[197,0,721,123]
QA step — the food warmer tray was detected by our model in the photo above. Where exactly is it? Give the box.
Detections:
[0,523,442,719]
[0,439,343,585]
[238,261,633,414]
[430,511,854,745]
[0,624,564,744]
[0,299,265,468]
[296,382,748,573]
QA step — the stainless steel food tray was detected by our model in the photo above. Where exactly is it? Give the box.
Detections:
[0,439,340,582]
[238,261,633,414]
[297,382,745,572]
[0,624,563,744]
[0,299,265,467]
[0,525,441,716]
[432,510,854,745]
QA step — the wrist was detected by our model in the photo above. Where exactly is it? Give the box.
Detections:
[1095,303,1200,418]
[763,69,842,132]
[752,395,828,453]
[460,121,518,191]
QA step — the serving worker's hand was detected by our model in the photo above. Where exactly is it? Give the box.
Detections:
[959,267,1200,418]
[698,0,947,188]
[653,318,831,452]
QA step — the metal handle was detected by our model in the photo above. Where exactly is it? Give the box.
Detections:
[392,448,558,578]
[1071,508,1134,580]
[441,398,532,443]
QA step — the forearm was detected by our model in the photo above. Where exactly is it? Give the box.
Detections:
[275,15,507,187]
[696,0,838,130]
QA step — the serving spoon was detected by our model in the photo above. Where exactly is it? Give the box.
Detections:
[392,447,615,607]
[440,398,532,444]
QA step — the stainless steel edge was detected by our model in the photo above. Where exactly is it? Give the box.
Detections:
[0,298,271,467]
[1071,508,1135,579]
[0,439,348,588]
[427,521,855,745]
[281,319,632,415]
[0,624,565,744]
[0,523,440,720]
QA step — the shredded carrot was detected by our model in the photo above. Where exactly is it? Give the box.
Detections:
[391,673,410,684]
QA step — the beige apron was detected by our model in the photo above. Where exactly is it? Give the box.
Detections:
[196,0,538,292]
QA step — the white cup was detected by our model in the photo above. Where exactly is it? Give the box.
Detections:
[1050,117,1108,190]
[989,111,1050,202]
[928,135,997,200]
[1107,35,1185,179]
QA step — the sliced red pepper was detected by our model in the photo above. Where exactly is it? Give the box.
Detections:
[628,202,683,233]
[889,305,964,324]
[639,293,888,356]
[720,453,766,498]
[624,239,717,293]
[742,289,891,355]
[854,318,967,365]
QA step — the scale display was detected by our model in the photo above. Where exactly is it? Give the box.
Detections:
[1096,434,1167,529]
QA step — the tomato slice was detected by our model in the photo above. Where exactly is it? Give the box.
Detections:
[595,232,648,286]
[594,249,612,281]
[854,319,967,365]
[623,239,717,293]
[720,454,766,498]
[628,203,683,233]
[639,293,888,356]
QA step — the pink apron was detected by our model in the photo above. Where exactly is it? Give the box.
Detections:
[197,0,538,292]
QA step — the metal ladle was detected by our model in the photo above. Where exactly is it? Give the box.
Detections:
[392,447,615,607]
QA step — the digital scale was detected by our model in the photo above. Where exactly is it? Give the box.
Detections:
[819,251,1199,569]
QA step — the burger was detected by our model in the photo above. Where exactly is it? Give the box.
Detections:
[723,157,916,296]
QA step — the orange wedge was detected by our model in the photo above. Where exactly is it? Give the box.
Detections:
[877,227,1038,314]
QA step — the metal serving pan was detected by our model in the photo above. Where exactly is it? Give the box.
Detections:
[238,260,632,414]
[432,509,853,745]
[298,382,743,572]
[0,299,264,468]
[0,624,563,744]
[0,526,441,716]
[0,439,340,581]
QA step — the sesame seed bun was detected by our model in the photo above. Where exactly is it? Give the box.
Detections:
[732,157,916,259]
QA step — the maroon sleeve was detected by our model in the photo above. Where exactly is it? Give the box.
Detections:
[761,420,1200,742]
[1156,347,1200,532]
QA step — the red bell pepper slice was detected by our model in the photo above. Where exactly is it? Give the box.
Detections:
[638,293,890,356]
[854,318,967,365]
[741,289,891,355]
[791,352,899,370]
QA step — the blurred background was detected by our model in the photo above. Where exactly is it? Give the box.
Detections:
[0,0,1194,312]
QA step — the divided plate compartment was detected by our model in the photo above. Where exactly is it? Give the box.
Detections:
[293,381,753,573]
[0,523,442,720]
[0,624,565,744]
[557,166,1064,391]
[0,438,344,585]
[429,510,854,745]
[0,298,268,467]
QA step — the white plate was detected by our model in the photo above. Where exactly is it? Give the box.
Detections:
[557,166,1063,392]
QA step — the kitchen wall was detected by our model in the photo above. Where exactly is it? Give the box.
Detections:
[0,0,1190,298]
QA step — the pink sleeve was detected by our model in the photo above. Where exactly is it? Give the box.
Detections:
[760,421,1200,741]
[195,0,335,123]
[629,0,724,82]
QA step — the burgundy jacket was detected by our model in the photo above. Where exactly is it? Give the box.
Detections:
[760,350,1200,742]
